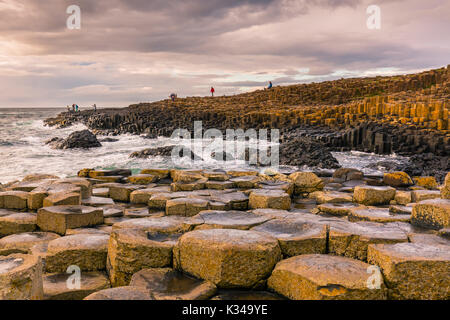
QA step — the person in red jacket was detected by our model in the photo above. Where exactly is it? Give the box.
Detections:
[210,86,215,97]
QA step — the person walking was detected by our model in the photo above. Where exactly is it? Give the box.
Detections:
[93,104,97,112]
[72,104,75,112]
[210,86,215,97]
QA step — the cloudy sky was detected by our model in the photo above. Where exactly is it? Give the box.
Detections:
[0,0,449,108]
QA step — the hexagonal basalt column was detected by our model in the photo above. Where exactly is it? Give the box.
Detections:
[328,221,408,261]
[45,234,109,273]
[37,205,104,235]
[0,211,37,237]
[267,254,387,300]
[249,190,291,210]
[174,229,281,288]
[0,254,44,300]
[252,219,327,256]
[0,232,60,256]
[107,229,181,287]
[368,242,450,299]
[0,191,28,210]
[165,198,209,217]
[353,186,396,206]
[411,199,450,230]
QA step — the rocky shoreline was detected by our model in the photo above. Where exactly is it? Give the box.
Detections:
[42,66,449,181]
[0,167,449,300]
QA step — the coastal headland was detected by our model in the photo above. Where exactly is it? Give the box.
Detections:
[44,66,449,180]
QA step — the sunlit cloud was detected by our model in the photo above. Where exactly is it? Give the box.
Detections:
[0,0,448,108]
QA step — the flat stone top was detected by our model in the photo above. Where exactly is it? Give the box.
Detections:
[146,232,182,244]
[180,229,278,247]
[250,189,289,196]
[44,271,109,292]
[130,268,210,295]
[350,207,411,220]
[210,191,248,203]
[329,220,408,241]
[47,234,109,252]
[354,185,395,191]
[112,216,199,232]
[167,197,208,205]
[84,286,153,300]
[0,190,29,196]
[318,203,358,209]
[39,205,102,215]
[230,175,259,182]
[408,233,450,246]
[0,212,36,223]
[0,256,24,274]
[370,242,450,261]
[415,198,450,207]
[0,232,59,246]
[10,180,53,191]
[252,209,297,219]
[413,190,441,195]
[252,219,325,239]
[34,183,81,194]
[0,254,37,275]
[273,254,373,289]
[196,210,270,227]
[0,209,16,217]
[82,197,114,206]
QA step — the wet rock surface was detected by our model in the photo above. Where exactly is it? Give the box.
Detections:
[46,130,102,150]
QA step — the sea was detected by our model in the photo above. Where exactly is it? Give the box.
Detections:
[0,108,410,184]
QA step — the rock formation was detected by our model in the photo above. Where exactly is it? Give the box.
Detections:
[0,166,448,300]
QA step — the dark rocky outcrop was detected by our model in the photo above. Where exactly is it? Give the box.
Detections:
[279,137,340,169]
[130,146,202,161]
[394,153,450,183]
[46,130,102,150]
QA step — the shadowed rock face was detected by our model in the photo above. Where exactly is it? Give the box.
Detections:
[129,268,217,300]
[46,130,102,150]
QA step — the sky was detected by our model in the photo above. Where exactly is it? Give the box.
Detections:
[0,0,449,108]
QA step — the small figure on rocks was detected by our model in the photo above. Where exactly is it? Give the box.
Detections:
[72,104,75,112]
[211,86,215,97]
[93,104,97,112]
[267,81,273,89]
[66,105,71,112]
[169,93,177,102]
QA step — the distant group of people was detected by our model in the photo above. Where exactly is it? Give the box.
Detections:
[168,82,273,102]
[66,104,97,112]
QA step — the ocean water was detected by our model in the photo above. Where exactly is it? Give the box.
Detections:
[0,108,409,184]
